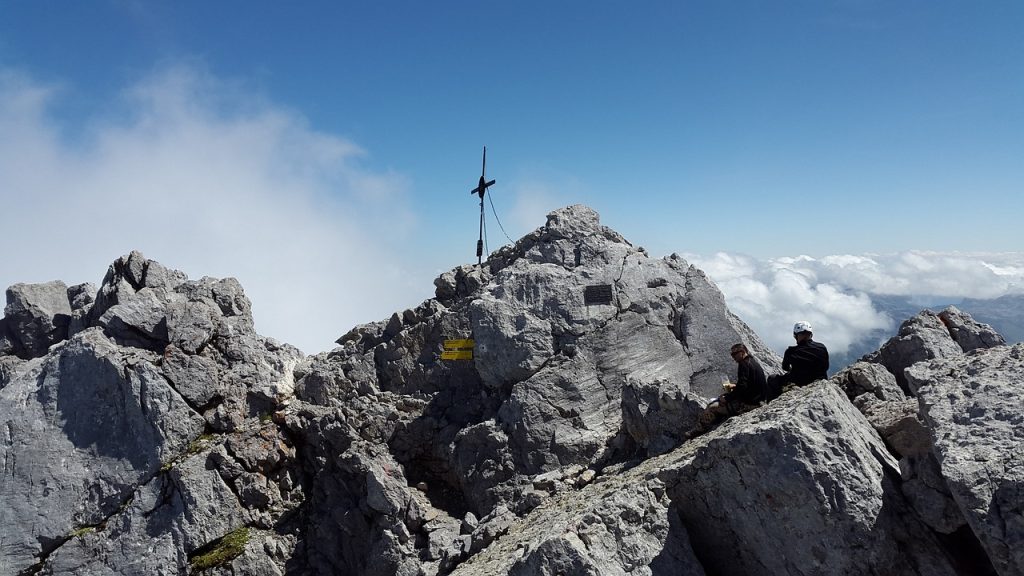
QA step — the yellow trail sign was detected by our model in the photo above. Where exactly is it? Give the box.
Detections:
[444,339,474,350]
[442,338,474,361]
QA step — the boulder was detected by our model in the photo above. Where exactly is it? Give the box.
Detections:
[910,344,1024,576]
[621,377,705,456]
[66,282,97,337]
[3,280,72,358]
[834,361,906,403]
[668,382,958,576]
[865,307,1007,395]
[40,452,251,575]
[833,344,972,551]
[450,472,706,576]
[0,329,205,575]
[937,306,1006,353]
[862,310,964,394]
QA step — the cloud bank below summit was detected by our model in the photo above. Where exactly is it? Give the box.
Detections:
[688,251,1024,355]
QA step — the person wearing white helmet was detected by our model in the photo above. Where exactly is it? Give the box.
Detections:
[777,320,829,391]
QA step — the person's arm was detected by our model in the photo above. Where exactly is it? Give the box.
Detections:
[753,361,767,398]
[782,348,793,372]
[735,362,752,389]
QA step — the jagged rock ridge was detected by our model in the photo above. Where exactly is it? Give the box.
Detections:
[1,205,1020,576]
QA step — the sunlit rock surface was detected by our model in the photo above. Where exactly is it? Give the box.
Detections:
[1,206,1017,575]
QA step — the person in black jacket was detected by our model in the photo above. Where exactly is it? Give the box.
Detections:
[686,343,767,439]
[767,321,829,399]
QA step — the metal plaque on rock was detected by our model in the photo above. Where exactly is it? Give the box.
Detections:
[584,284,613,306]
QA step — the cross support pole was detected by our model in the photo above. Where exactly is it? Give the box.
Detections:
[469,146,495,265]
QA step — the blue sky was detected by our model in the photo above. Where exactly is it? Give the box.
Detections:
[2,1,1022,354]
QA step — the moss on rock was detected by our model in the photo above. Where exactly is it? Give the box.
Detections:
[189,526,250,571]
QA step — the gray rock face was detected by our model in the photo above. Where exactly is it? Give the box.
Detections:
[668,382,957,576]
[67,282,97,337]
[452,473,706,576]
[3,280,73,358]
[0,355,23,389]
[467,206,777,473]
[899,453,967,535]
[277,205,780,574]
[456,382,960,576]
[0,329,205,575]
[864,306,1006,394]
[863,310,965,393]
[621,377,705,456]
[938,306,1006,353]
[832,361,968,537]
[2,208,1019,576]
[0,251,302,575]
[910,344,1024,576]
[41,451,252,576]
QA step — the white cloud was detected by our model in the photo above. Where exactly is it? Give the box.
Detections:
[505,180,569,238]
[1,66,422,354]
[686,251,1024,356]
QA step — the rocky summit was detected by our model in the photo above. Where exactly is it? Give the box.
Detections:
[0,205,1020,576]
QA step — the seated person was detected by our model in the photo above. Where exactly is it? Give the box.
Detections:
[686,343,767,438]
[767,321,829,399]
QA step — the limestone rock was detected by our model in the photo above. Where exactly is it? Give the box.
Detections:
[466,206,778,476]
[834,361,906,402]
[0,329,205,575]
[899,454,968,534]
[96,287,171,349]
[0,251,303,575]
[863,310,964,393]
[3,209,1018,575]
[856,396,932,457]
[458,381,958,576]
[434,264,492,302]
[40,452,250,575]
[938,305,1006,353]
[452,476,705,576]
[910,344,1024,576]
[3,280,72,358]
[0,354,24,389]
[864,307,1006,394]
[668,382,958,576]
[67,282,97,336]
[835,361,929,459]
[833,349,967,552]
[621,377,705,456]
[89,250,189,323]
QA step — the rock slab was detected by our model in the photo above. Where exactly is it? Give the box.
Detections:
[910,344,1024,576]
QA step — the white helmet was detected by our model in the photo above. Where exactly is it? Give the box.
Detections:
[793,321,813,334]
